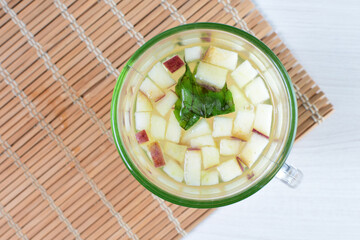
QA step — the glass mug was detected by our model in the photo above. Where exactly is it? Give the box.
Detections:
[111,23,302,208]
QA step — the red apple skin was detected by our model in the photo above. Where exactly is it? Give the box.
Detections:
[236,156,245,172]
[154,94,166,102]
[187,147,201,151]
[247,172,255,180]
[148,142,165,168]
[252,129,269,139]
[135,130,149,144]
[163,55,184,73]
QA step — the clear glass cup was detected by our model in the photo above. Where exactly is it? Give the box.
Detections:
[111,23,301,208]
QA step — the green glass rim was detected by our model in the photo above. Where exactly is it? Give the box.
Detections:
[111,23,297,208]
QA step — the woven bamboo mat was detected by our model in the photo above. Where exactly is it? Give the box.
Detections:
[0,0,333,239]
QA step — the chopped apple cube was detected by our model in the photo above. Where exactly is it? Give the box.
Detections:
[139,77,165,101]
[155,91,178,116]
[135,112,151,131]
[232,110,255,141]
[201,170,219,185]
[136,92,153,112]
[184,150,202,186]
[181,119,211,143]
[163,141,187,164]
[163,55,184,73]
[231,60,258,88]
[150,114,166,139]
[163,158,184,182]
[228,85,252,111]
[148,62,176,89]
[253,104,273,138]
[212,116,233,138]
[203,46,238,70]
[195,62,228,90]
[238,133,269,167]
[244,77,270,104]
[148,142,165,168]
[219,139,243,156]
[190,135,215,148]
[185,46,202,62]
[165,112,182,143]
[217,158,243,182]
[135,130,149,144]
[201,146,220,169]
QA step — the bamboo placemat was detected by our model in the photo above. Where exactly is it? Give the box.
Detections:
[0,0,333,239]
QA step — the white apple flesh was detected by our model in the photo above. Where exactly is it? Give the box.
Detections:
[181,119,211,143]
[163,141,187,164]
[217,158,243,182]
[253,104,273,138]
[163,158,184,182]
[155,91,178,116]
[219,139,244,156]
[150,114,166,140]
[184,150,202,186]
[135,112,151,131]
[244,76,270,105]
[148,62,176,89]
[195,61,228,90]
[202,46,238,70]
[139,77,165,101]
[201,170,219,186]
[231,60,258,88]
[232,110,255,141]
[201,146,220,169]
[165,112,182,143]
[136,92,153,112]
[238,133,269,167]
[190,134,215,148]
[185,46,202,62]
[228,85,252,111]
[212,116,233,138]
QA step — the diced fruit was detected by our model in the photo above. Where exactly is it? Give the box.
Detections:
[217,158,243,182]
[220,139,243,156]
[136,92,153,112]
[201,170,219,185]
[201,146,220,169]
[238,133,269,167]
[228,85,252,111]
[253,104,273,138]
[185,46,202,62]
[163,55,184,73]
[212,116,233,138]
[148,62,176,89]
[148,142,165,168]
[135,112,151,131]
[244,77,270,104]
[150,114,166,139]
[163,158,184,182]
[184,150,202,186]
[163,141,187,164]
[139,77,165,101]
[195,62,228,90]
[135,130,149,144]
[190,135,215,148]
[155,91,178,116]
[232,110,255,141]
[231,60,258,88]
[165,112,182,143]
[181,119,211,143]
[203,46,238,70]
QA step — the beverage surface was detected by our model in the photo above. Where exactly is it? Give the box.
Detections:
[133,44,273,187]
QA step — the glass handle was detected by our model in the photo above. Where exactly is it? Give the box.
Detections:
[276,163,303,188]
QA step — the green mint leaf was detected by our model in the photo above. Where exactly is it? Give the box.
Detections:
[174,63,235,130]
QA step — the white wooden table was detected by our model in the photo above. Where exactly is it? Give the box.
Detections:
[186,0,360,239]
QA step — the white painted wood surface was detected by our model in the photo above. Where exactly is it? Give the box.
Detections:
[186,0,360,239]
